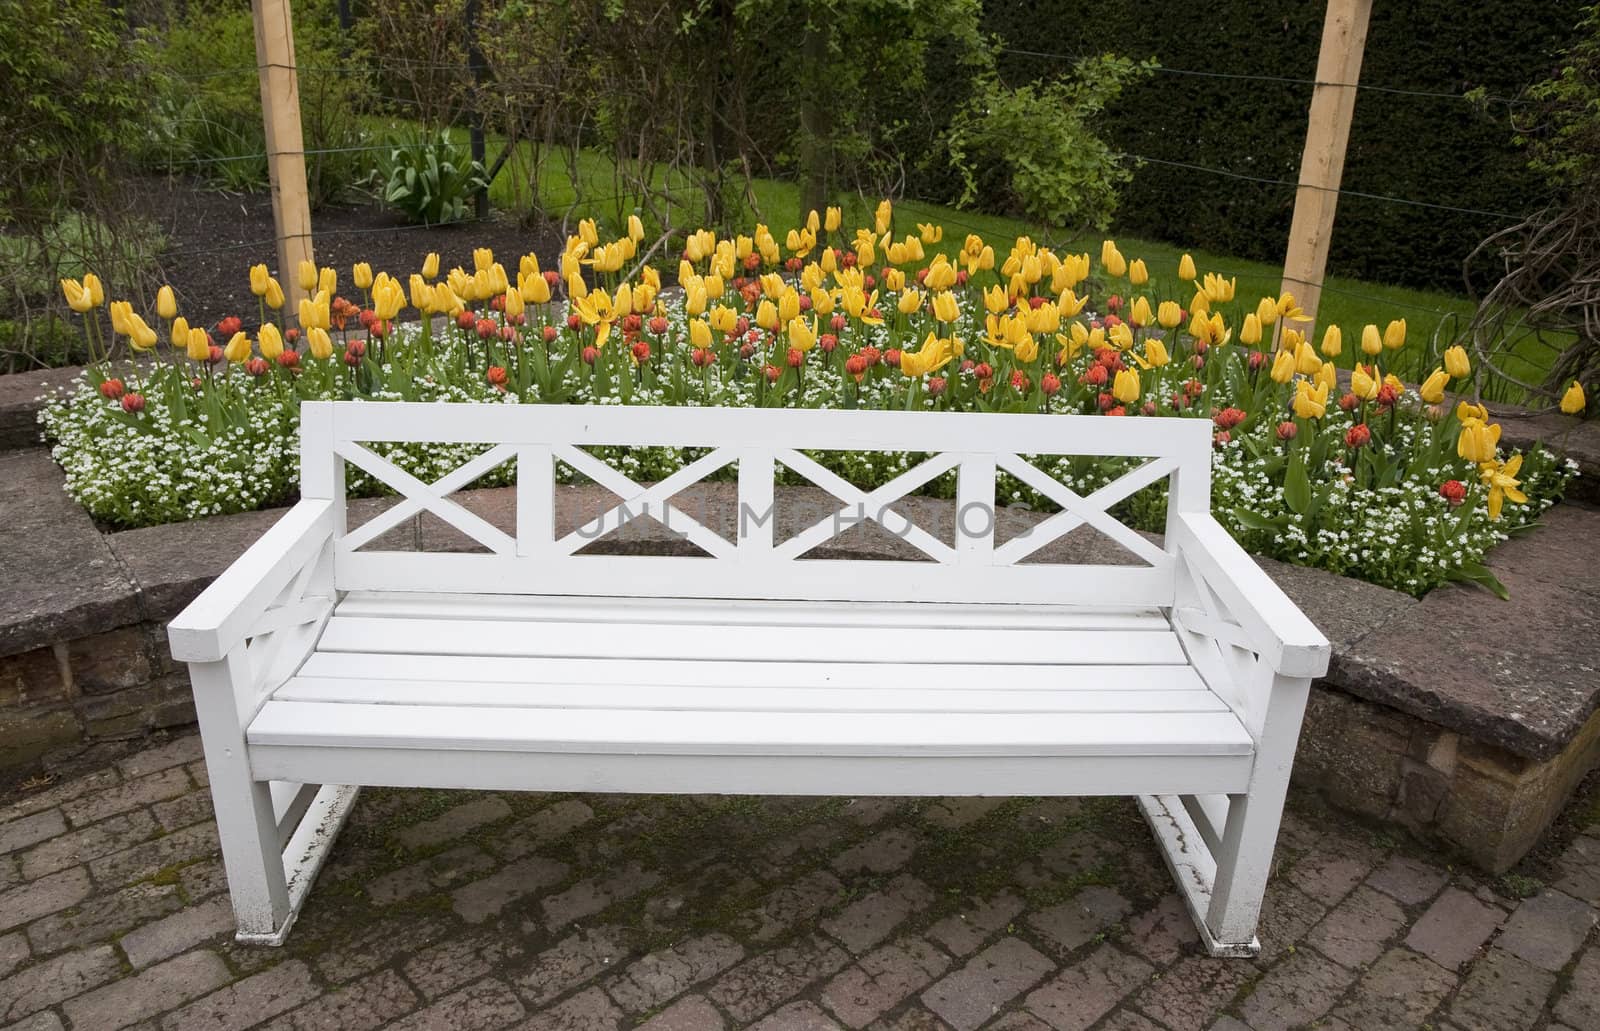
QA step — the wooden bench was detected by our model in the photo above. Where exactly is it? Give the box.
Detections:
[168,400,1330,956]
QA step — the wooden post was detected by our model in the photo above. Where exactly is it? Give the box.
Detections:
[1279,0,1373,331]
[252,0,315,314]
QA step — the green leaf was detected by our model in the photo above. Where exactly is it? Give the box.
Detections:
[1447,562,1510,600]
[1231,507,1290,533]
[1284,450,1311,515]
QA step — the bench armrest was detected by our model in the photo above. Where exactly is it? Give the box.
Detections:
[167,500,337,664]
[1169,512,1331,679]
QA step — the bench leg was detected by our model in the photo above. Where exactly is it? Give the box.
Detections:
[1140,671,1312,957]
[190,651,361,945]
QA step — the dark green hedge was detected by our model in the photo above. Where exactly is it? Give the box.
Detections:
[973,1,1583,290]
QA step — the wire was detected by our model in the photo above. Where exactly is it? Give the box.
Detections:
[995,45,1525,104]
[1120,153,1525,221]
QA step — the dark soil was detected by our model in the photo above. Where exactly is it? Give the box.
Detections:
[133,176,565,330]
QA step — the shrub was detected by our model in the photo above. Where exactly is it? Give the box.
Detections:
[372,128,488,224]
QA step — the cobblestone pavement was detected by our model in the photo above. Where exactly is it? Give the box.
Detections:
[2,731,1598,1031]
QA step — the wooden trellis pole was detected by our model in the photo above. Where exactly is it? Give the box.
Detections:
[252,0,315,314]
[1280,0,1373,330]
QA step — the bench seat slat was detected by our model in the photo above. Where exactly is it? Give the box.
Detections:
[295,653,1213,692]
[333,591,1172,632]
[248,701,1253,757]
[276,677,1227,714]
[315,616,1189,666]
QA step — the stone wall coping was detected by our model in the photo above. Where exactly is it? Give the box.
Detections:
[3,442,1596,764]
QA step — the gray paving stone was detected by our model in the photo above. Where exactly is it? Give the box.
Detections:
[747,1000,843,1030]
[160,959,319,1030]
[1025,886,1131,955]
[1304,885,1408,968]
[0,867,91,934]
[1127,955,1252,1031]
[709,935,850,1024]
[926,892,1024,958]
[511,927,626,1008]
[820,938,949,1029]
[61,768,192,828]
[1447,948,1557,1031]
[739,870,845,942]
[1,1013,65,1031]
[540,861,657,928]
[0,935,25,982]
[116,736,204,780]
[0,769,121,827]
[119,895,234,969]
[606,932,744,1014]
[820,875,934,955]
[515,986,622,1031]
[309,914,451,984]
[387,978,526,1031]
[1365,854,1449,905]
[403,931,527,1002]
[1238,947,1360,1031]
[0,944,120,1023]
[1553,835,1600,906]
[1124,893,1200,966]
[920,937,1054,1031]
[368,844,497,905]
[1553,946,1600,1029]
[87,822,217,888]
[484,800,594,860]
[150,791,213,833]
[258,969,418,1031]
[393,796,512,851]
[1252,881,1325,966]
[1022,944,1153,1031]
[0,812,65,857]
[450,855,569,924]
[1494,889,1597,972]
[832,828,920,875]
[61,951,230,1030]
[26,879,184,956]
[19,809,159,880]
[1284,848,1374,906]
[635,995,726,1031]
[1406,886,1506,970]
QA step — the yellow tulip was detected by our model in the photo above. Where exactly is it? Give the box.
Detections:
[1144,338,1170,367]
[109,300,133,336]
[319,266,337,298]
[264,278,285,310]
[788,316,818,352]
[874,199,892,236]
[1294,341,1321,377]
[931,291,959,323]
[1444,345,1471,379]
[1350,364,1379,401]
[223,331,251,363]
[778,287,800,324]
[917,222,943,245]
[83,274,104,307]
[1190,288,1209,314]
[578,219,599,249]
[1129,296,1153,328]
[710,305,738,335]
[1157,301,1182,329]
[185,326,210,362]
[421,252,440,279]
[1419,368,1449,403]
[1360,324,1382,356]
[1058,289,1087,317]
[1107,322,1133,350]
[127,314,158,352]
[1316,361,1337,393]
[1240,313,1262,346]
[60,278,93,313]
[1561,380,1587,415]
[825,206,841,232]
[896,288,922,316]
[1112,368,1140,404]
[1269,349,1295,384]
[352,263,373,291]
[522,271,551,305]
[1320,325,1341,358]
[1480,454,1527,521]
[170,316,190,349]
[296,260,317,293]
[258,323,283,360]
[756,299,779,331]
[1178,254,1196,281]
[1383,318,1406,350]
[1101,241,1127,278]
[1255,297,1278,327]
[1128,259,1148,286]
[811,288,835,316]
[628,213,645,242]
[924,256,957,291]
[1293,380,1328,419]
[297,326,328,361]
[1202,272,1235,303]
[156,285,177,320]
[689,319,712,350]
[504,289,525,319]
[1457,419,1501,464]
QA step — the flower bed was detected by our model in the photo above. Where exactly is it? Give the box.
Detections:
[42,204,1581,596]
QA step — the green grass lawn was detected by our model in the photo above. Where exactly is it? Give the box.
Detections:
[414,125,1557,392]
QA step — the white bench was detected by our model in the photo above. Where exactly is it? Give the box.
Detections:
[168,400,1330,956]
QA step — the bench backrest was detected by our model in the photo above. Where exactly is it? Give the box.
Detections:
[300,401,1212,607]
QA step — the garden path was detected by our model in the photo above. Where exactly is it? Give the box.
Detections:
[1,728,1597,1031]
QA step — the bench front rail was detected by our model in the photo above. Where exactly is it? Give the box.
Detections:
[168,402,1329,954]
